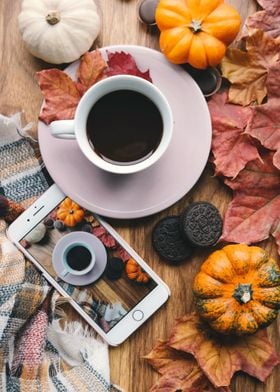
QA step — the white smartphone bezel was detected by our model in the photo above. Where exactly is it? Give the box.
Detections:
[7,184,170,346]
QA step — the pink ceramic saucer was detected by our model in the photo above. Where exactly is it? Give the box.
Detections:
[38,45,212,219]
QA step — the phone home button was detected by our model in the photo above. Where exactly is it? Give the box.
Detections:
[132,310,144,321]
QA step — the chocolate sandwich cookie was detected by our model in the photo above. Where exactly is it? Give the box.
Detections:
[180,202,222,248]
[105,257,124,280]
[152,216,193,263]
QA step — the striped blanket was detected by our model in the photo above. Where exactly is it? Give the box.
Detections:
[0,113,120,391]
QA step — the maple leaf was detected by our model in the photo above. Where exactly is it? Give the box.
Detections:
[221,30,280,105]
[37,50,107,124]
[246,62,280,170]
[221,152,280,255]
[245,0,280,40]
[116,245,131,262]
[106,51,152,82]
[37,70,81,124]
[145,340,230,392]
[208,92,260,178]
[92,225,117,249]
[38,50,153,124]
[168,313,279,388]
[77,50,107,94]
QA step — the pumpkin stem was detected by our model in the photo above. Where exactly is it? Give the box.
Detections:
[46,10,61,25]
[233,284,253,304]
[190,20,202,33]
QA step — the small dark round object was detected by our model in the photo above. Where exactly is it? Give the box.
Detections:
[81,223,92,233]
[183,65,221,97]
[152,216,193,263]
[44,217,54,229]
[105,257,124,280]
[108,257,124,272]
[180,202,223,247]
[54,220,65,231]
[138,0,158,26]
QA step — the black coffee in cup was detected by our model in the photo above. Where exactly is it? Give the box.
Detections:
[66,245,92,271]
[86,90,163,165]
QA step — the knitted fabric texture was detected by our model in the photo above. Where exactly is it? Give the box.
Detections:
[0,114,120,392]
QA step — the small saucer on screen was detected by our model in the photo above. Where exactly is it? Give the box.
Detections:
[52,232,107,286]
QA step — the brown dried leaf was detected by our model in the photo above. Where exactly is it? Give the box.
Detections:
[77,50,108,94]
[145,340,230,392]
[245,0,280,39]
[37,70,81,124]
[208,92,260,178]
[168,313,279,388]
[221,30,280,105]
[221,151,280,255]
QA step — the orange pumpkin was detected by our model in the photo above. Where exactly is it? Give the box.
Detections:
[125,258,150,283]
[193,244,280,335]
[56,198,85,227]
[155,0,241,69]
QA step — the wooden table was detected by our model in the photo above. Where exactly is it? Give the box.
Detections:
[0,1,279,391]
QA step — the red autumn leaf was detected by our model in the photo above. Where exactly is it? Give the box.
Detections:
[145,340,230,392]
[245,0,280,40]
[208,92,260,178]
[106,51,152,82]
[77,50,108,94]
[247,62,280,170]
[38,50,152,124]
[37,70,81,124]
[92,225,106,237]
[168,313,279,388]
[221,151,280,255]
[116,246,131,262]
[92,225,117,249]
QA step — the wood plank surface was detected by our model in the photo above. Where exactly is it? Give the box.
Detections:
[0,1,279,391]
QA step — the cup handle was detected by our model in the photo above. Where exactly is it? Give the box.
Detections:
[61,268,69,277]
[50,120,76,140]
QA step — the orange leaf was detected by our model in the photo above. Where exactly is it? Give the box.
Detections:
[168,313,279,388]
[145,340,230,392]
[37,69,81,125]
[77,50,108,94]
[221,30,280,105]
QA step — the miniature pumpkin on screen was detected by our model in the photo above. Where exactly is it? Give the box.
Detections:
[126,258,150,283]
[18,0,101,64]
[56,198,85,227]
[155,0,241,69]
[25,223,46,244]
[193,244,280,335]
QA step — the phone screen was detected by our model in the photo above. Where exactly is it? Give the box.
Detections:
[20,197,157,333]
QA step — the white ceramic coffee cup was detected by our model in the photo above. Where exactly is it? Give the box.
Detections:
[50,75,173,175]
[61,242,96,277]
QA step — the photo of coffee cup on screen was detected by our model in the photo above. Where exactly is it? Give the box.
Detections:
[20,197,157,333]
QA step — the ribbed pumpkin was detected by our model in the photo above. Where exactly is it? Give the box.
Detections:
[125,258,150,283]
[155,0,241,69]
[193,244,280,335]
[56,198,84,227]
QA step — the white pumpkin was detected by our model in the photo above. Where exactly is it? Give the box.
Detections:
[18,0,101,64]
[25,223,46,244]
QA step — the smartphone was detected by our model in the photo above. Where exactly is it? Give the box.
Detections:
[7,184,170,346]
